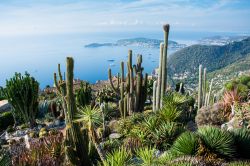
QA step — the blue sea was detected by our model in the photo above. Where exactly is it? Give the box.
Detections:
[0,30,244,88]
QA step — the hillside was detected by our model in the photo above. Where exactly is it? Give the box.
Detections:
[168,37,250,76]
[207,54,250,90]
[168,37,250,91]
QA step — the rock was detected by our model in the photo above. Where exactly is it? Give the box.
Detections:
[0,100,11,113]
[186,121,197,131]
[109,133,121,139]
[108,120,119,133]
[12,130,27,137]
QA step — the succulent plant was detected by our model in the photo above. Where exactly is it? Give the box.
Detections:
[0,72,39,128]
[54,58,91,165]
[108,51,148,117]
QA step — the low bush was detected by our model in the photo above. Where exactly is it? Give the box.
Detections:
[0,111,14,131]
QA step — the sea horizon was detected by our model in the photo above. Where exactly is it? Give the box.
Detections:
[0,30,249,89]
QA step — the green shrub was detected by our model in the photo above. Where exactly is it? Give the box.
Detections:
[171,131,198,157]
[0,111,14,131]
[225,75,250,101]
[231,128,250,159]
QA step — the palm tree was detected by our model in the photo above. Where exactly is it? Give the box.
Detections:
[75,105,106,162]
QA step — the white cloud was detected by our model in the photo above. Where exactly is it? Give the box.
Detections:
[0,0,249,36]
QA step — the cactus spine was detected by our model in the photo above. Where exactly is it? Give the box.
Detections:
[153,24,170,111]
[108,51,148,116]
[54,58,90,166]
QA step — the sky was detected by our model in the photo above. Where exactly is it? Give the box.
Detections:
[0,0,249,36]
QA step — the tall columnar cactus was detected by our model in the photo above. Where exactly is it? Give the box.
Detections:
[108,51,148,116]
[154,24,170,111]
[203,68,207,105]
[54,64,67,118]
[54,58,91,166]
[152,80,157,112]
[197,65,214,109]
[198,65,203,110]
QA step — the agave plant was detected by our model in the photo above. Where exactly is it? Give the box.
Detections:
[102,147,132,166]
[197,126,235,159]
[75,106,105,162]
[171,131,198,157]
[231,128,250,159]
[136,146,157,166]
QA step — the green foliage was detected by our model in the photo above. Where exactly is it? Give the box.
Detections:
[231,128,250,159]
[141,116,184,149]
[225,75,250,101]
[0,149,11,166]
[102,139,123,153]
[75,106,102,129]
[135,146,157,166]
[171,131,198,157]
[168,37,250,78]
[102,147,132,166]
[96,86,118,103]
[75,82,92,107]
[0,112,14,132]
[159,92,187,122]
[0,72,39,128]
[197,126,235,158]
[0,90,5,100]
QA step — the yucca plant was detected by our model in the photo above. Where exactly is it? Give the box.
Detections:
[75,106,105,162]
[231,128,250,159]
[102,147,132,166]
[136,146,157,166]
[197,126,235,159]
[171,131,198,157]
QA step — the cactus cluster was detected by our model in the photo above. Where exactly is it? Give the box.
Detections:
[0,72,39,128]
[75,82,91,107]
[54,58,91,166]
[108,51,148,117]
[152,24,170,111]
[197,65,214,110]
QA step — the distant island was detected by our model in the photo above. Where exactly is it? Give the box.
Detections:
[85,37,186,50]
